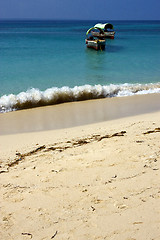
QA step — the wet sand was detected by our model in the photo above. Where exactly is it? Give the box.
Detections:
[0,94,160,239]
[0,93,160,135]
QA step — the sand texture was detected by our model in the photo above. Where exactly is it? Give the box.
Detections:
[0,111,160,240]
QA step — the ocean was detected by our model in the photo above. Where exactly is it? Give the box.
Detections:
[0,20,160,113]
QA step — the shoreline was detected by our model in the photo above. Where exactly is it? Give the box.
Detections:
[0,93,160,135]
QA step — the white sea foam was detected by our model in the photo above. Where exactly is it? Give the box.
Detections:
[0,83,160,113]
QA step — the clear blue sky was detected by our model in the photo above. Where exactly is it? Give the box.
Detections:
[0,0,160,20]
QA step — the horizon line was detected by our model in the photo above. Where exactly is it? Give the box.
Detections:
[0,18,160,21]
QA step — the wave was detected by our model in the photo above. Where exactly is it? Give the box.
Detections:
[1,83,160,113]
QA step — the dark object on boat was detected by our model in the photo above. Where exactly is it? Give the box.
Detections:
[85,27,106,50]
[92,23,115,39]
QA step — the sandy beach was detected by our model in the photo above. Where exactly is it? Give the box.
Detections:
[0,95,160,240]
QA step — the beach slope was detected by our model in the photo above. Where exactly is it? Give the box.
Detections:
[0,111,160,240]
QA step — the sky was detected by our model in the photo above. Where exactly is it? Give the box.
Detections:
[0,0,160,20]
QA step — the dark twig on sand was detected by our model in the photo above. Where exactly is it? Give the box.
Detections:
[143,127,160,135]
[21,233,33,238]
[51,231,58,239]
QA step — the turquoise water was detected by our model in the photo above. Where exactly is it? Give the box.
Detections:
[0,20,160,112]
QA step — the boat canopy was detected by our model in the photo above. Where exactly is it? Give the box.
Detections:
[94,23,114,30]
[86,27,105,35]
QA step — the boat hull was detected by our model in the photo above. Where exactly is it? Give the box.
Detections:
[85,39,105,50]
[91,31,115,39]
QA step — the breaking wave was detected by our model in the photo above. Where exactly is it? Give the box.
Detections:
[1,83,160,113]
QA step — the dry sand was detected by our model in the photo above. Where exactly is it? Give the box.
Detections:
[0,109,160,239]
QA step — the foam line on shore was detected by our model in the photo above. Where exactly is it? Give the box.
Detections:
[0,83,160,113]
